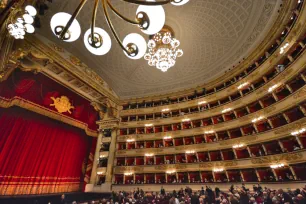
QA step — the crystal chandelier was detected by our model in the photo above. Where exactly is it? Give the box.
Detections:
[49,0,189,60]
[144,26,183,72]
[7,5,37,39]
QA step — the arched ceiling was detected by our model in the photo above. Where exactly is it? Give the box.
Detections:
[36,0,282,99]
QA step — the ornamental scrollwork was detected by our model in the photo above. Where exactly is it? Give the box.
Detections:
[115,166,144,173]
[274,119,306,134]
[135,148,163,154]
[219,136,258,146]
[199,161,238,168]
[155,164,187,170]
[294,87,306,100]
[251,152,303,164]
[116,150,126,155]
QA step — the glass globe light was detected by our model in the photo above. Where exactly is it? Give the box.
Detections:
[15,23,24,29]
[23,14,34,24]
[162,35,171,44]
[171,0,189,6]
[50,12,81,42]
[136,2,165,35]
[84,27,112,55]
[17,18,24,24]
[25,24,35,33]
[148,40,156,49]
[123,33,147,60]
[25,5,37,16]
[176,49,183,57]
[171,38,180,48]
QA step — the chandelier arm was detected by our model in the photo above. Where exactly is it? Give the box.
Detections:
[59,0,88,40]
[120,0,171,5]
[102,0,130,54]
[107,0,139,25]
[91,0,99,42]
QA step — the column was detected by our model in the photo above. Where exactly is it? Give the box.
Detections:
[271,169,278,181]
[225,171,229,182]
[105,127,118,185]
[90,129,103,184]
[255,169,261,182]
[295,136,304,149]
[246,146,252,157]
[289,166,297,180]
[239,170,245,182]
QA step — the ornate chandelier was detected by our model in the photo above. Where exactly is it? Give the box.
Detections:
[144,25,183,72]
[7,5,37,39]
[49,0,189,60]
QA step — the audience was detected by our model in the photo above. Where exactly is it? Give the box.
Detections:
[66,184,306,204]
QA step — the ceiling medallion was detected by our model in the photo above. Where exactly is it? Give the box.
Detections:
[144,25,183,72]
[47,0,188,60]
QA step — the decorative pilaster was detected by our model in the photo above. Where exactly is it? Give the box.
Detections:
[90,99,119,192]
[90,129,103,184]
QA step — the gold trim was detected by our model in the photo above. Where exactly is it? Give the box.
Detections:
[0,96,98,137]
[251,152,304,164]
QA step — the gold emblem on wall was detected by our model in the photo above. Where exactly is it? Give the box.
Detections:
[50,96,74,114]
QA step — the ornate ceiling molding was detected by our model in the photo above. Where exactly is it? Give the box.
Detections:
[8,37,120,106]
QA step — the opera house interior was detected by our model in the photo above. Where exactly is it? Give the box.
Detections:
[1,0,306,203]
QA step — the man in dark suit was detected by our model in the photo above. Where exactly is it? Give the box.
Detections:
[191,192,200,204]
[278,189,293,204]
[160,186,165,195]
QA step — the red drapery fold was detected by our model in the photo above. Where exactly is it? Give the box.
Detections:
[0,107,93,195]
[0,70,98,131]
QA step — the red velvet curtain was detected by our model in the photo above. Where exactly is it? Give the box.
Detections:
[0,107,92,195]
[0,70,98,131]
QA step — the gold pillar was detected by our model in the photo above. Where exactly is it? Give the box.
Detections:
[105,127,118,184]
[90,129,103,184]
[255,169,261,182]
[93,101,119,192]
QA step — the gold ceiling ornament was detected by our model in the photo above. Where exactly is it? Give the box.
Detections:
[50,96,74,114]
[48,0,188,62]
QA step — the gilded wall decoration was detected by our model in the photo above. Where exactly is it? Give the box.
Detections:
[69,55,85,68]
[0,96,97,136]
[115,166,144,173]
[47,65,63,75]
[50,96,74,114]
[251,152,303,164]
[135,148,163,153]
[116,150,126,155]
[274,118,306,134]
[50,43,65,53]
[199,161,238,168]
[219,136,258,146]
[155,164,187,170]
[294,87,306,99]
[263,106,276,114]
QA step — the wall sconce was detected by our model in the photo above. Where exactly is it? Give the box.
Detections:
[291,128,306,136]
[221,108,232,113]
[270,163,285,169]
[251,116,265,123]
[213,168,224,172]
[232,144,245,149]
[166,170,176,174]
